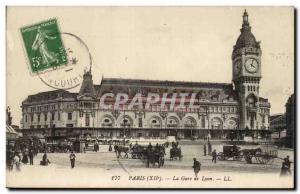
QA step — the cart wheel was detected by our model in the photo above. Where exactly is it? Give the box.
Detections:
[217,152,225,160]
[264,156,272,164]
[244,154,253,164]
[233,155,242,161]
[258,156,269,164]
[238,155,243,161]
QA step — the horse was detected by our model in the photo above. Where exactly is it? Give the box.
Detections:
[115,145,129,158]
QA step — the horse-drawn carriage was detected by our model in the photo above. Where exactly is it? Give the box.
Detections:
[128,144,165,168]
[217,145,243,161]
[170,147,182,160]
[145,148,165,168]
[217,145,278,164]
[241,145,278,164]
[131,145,147,159]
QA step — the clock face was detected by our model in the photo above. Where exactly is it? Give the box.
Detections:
[245,58,259,73]
[233,60,242,75]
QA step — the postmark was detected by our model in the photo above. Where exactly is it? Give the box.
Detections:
[37,32,92,90]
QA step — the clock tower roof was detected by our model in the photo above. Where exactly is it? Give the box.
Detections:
[234,10,260,50]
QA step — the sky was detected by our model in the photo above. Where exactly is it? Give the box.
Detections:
[6,6,294,126]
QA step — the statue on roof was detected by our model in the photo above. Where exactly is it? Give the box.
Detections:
[6,106,12,125]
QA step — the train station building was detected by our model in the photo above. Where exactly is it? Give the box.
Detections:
[20,11,271,140]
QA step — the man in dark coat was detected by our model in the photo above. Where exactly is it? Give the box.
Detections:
[192,158,201,178]
[212,149,217,163]
[148,143,153,150]
[29,149,34,165]
[203,144,207,156]
[108,144,112,152]
[69,151,76,168]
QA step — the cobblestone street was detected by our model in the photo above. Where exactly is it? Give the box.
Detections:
[7,144,294,188]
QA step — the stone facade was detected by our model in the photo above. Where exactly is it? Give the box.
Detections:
[20,10,271,140]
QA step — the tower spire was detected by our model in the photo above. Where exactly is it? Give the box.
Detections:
[242,9,250,28]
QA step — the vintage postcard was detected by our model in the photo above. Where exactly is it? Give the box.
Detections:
[6,6,295,189]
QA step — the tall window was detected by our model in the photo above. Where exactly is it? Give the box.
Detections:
[31,114,34,122]
[85,113,90,126]
[51,112,55,121]
[68,112,72,120]
[201,115,205,128]
[262,115,265,124]
[37,114,40,122]
[25,115,27,122]
[45,113,47,121]
[138,117,143,128]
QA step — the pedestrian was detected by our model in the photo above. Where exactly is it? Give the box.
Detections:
[192,158,201,178]
[207,142,212,156]
[6,148,14,170]
[41,152,50,166]
[29,149,34,165]
[108,144,112,152]
[148,143,152,150]
[280,155,292,176]
[69,151,76,168]
[212,149,217,163]
[22,149,29,164]
[14,152,21,171]
[203,143,207,156]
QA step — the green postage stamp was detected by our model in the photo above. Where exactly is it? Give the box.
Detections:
[20,18,68,74]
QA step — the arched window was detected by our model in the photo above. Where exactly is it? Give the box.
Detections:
[119,116,132,127]
[167,116,179,128]
[211,117,223,129]
[227,118,238,129]
[183,117,197,128]
[247,94,257,108]
[149,116,162,128]
[101,115,114,127]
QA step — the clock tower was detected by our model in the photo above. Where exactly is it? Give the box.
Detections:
[232,10,262,130]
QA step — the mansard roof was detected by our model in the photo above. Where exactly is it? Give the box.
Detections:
[96,78,239,103]
[99,77,233,89]
[23,77,240,105]
[23,89,77,104]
